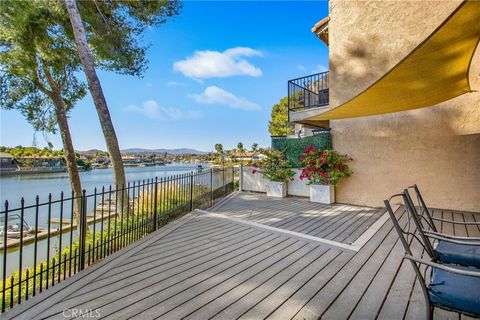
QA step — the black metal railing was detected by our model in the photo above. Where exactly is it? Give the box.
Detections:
[288,71,329,112]
[0,166,235,313]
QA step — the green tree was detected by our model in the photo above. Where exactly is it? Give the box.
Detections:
[251,143,259,152]
[237,142,245,157]
[214,143,224,165]
[64,0,181,194]
[268,96,290,136]
[214,143,224,155]
[1,1,84,226]
[227,149,237,163]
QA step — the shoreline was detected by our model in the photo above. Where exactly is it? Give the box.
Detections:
[0,167,67,176]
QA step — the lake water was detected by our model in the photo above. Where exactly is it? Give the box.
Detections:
[0,163,208,277]
[0,163,203,209]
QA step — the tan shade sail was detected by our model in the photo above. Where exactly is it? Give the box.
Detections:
[306,0,480,122]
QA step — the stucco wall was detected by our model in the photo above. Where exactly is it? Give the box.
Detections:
[329,0,480,211]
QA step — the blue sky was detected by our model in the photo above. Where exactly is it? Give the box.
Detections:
[0,1,329,152]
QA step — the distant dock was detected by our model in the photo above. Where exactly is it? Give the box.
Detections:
[0,211,118,251]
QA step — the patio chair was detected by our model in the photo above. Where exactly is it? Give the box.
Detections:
[404,187,480,268]
[384,194,480,320]
[406,184,480,234]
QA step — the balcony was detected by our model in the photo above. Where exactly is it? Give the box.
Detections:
[7,191,479,320]
[288,72,330,126]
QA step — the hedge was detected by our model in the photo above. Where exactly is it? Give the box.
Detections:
[271,133,332,168]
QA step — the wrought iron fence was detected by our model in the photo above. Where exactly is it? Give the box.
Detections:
[0,166,235,313]
[288,71,329,112]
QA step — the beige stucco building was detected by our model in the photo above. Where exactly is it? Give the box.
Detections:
[289,0,480,212]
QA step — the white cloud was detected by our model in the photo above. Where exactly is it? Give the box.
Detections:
[166,81,185,87]
[314,65,328,73]
[297,65,306,71]
[125,100,200,121]
[173,47,263,79]
[190,86,260,111]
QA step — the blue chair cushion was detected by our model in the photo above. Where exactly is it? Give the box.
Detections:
[429,266,480,316]
[435,240,480,267]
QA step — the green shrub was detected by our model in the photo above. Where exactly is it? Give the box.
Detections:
[253,149,295,183]
[271,134,331,168]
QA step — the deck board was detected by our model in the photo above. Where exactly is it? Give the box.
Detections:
[293,207,408,320]
[103,238,307,319]
[212,193,384,244]
[4,191,479,320]
[41,225,282,317]
[64,224,258,301]
[155,245,328,320]
[236,249,341,320]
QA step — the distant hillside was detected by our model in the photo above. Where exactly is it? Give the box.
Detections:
[120,148,208,155]
[78,149,105,155]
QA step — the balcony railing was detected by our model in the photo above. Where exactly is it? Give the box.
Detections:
[0,167,235,313]
[288,71,329,112]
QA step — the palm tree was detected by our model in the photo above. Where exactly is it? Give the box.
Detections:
[251,143,259,152]
[215,143,224,165]
[65,0,126,192]
[237,142,245,157]
[214,143,224,155]
[228,149,238,163]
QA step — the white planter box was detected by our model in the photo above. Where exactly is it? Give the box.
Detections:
[287,169,310,197]
[310,184,335,204]
[266,181,287,198]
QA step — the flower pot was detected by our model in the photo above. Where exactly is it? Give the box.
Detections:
[310,184,335,204]
[266,181,287,198]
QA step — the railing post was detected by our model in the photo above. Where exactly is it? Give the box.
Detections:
[232,166,235,190]
[153,177,158,231]
[210,168,214,207]
[189,172,194,211]
[2,201,8,312]
[287,81,290,120]
[239,163,243,192]
[223,167,226,196]
[78,190,87,271]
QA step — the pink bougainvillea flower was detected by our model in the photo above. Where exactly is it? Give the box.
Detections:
[252,169,257,174]
[304,145,317,154]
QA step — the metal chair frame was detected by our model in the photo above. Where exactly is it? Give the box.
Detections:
[384,194,480,320]
[406,184,480,236]
[404,187,480,245]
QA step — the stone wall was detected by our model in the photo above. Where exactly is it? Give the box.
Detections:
[329,0,480,211]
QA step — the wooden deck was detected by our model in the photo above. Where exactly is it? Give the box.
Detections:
[211,192,385,245]
[4,191,480,320]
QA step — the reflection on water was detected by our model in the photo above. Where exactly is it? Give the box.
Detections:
[0,163,201,207]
